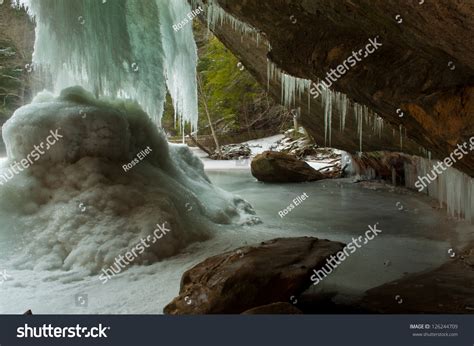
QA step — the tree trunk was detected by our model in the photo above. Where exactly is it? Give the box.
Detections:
[197,74,221,157]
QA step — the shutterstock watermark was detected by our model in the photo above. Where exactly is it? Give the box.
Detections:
[309,36,382,99]
[99,222,171,284]
[0,129,63,185]
[17,324,110,338]
[310,223,382,285]
[415,137,474,192]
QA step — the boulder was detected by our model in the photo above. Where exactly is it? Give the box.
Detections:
[251,151,326,183]
[163,237,345,314]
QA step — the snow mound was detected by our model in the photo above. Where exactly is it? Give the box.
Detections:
[0,87,258,274]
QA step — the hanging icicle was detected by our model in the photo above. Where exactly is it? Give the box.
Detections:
[16,0,199,129]
[373,115,383,138]
[321,88,333,146]
[399,124,403,150]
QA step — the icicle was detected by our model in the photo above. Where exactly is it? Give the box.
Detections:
[266,59,272,91]
[206,0,257,35]
[359,108,363,153]
[307,88,311,112]
[399,124,403,150]
[267,60,270,91]
[354,103,364,153]
[160,0,199,131]
[182,121,185,144]
[364,105,370,125]
[317,85,338,147]
[16,0,199,129]
[404,157,473,222]
[280,71,310,107]
[327,91,332,146]
[335,92,342,132]
[373,115,383,138]
[341,94,347,131]
[344,152,375,180]
[266,59,281,92]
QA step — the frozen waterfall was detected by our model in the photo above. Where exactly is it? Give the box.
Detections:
[0,1,258,273]
[15,0,199,128]
[0,87,258,273]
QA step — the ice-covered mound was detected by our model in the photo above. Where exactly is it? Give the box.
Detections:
[0,87,258,274]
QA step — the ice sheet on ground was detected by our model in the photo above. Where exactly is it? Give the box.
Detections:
[1,171,471,314]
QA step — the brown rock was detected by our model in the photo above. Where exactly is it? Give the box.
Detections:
[163,237,345,314]
[242,302,303,314]
[359,243,474,314]
[251,151,326,183]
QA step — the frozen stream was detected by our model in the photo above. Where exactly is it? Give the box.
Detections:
[208,170,473,304]
[0,166,471,314]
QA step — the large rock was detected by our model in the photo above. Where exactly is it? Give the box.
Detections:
[251,151,326,183]
[163,237,345,314]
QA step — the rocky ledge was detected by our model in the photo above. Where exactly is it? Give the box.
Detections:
[209,1,474,176]
[163,237,345,314]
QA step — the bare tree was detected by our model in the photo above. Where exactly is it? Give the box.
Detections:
[197,73,221,157]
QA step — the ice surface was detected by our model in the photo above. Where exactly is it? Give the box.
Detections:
[0,87,258,274]
[1,171,470,313]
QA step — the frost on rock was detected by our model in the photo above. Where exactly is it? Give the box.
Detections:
[0,88,258,273]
